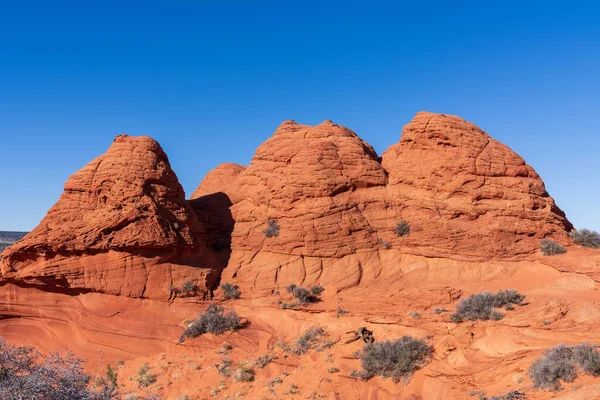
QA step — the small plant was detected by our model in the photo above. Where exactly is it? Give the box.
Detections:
[327,367,339,373]
[336,306,349,318]
[377,238,392,249]
[181,280,198,296]
[180,304,241,340]
[408,311,420,319]
[234,364,255,382]
[357,336,433,383]
[487,391,527,400]
[266,377,283,387]
[570,229,600,248]
[432,308,448,314]
[136,364,157,388]
[216,343,233,355]
[216,358,233,377]
[540,239,566,256]
[263,219,280,238]
[310,286,325,295]
[543,320,551,325]
[254,353,278,368]
[294,327,326,355]
[286,284,319,306]
[220,282,241,300]
[394,220,410,237]
[450,289,525,323]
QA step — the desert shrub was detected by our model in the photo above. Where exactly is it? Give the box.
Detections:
[294,327,326,355]
[433,308,448,314]
[570,229,600,249]
[181,304,241,340]
[572,343,600,375]
[263,220,280,238]
[0,338,95,399]
[487,390,527,400]
[540,239,566,256]
[216,358,233,377]
[358,336,433,383]
[254,353,278,368]
[529,344,576,390]
[450,289,525,323]
[233,364,254,382]
[266,377,283,387]
[310,286,325,295]
[336,306,349,318]
[181,280,198,296]
[394,220,410,237]
[136,364,157,388]
[377,238,392,249]
[286,284,319,306]
[220,282,241,300]
[408,311,420,319]
[94,364,119,399]
[327,367,340,373]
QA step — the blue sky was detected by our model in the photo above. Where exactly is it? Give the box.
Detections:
[1,1,598,232]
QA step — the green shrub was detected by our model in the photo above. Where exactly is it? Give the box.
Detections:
[393,220,410,237]
[310,286,325,295]
[136,364,156,388]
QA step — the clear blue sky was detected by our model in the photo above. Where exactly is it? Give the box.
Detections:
[1,1,599,232]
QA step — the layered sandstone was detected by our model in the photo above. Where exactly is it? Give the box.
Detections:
[0,135,219,298]
[191,112,573,292]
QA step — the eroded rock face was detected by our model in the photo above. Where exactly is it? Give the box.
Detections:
[192,112,573,292]
[0,135,219,298]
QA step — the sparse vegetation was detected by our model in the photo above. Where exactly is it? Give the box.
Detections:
[310,285,325,295]
[357,337,433,383]
[570,228,600,249]
[529,344,576,390]
[336,306,348,318]
[540,239,566,256]
[220,282,241,300]
[254,353,278,368]
[450,289,525,323]
[408,311,420,319]
[0,338,111,399]
[266,377,283,387]
[294,327,327,355]
[529,343,600,391]
[180,304,241,340]
[433,307,448,314]
[377,238,392,249]
[136,364,157,388]
[285,284,320,306]
[393,220,410,237]
[181,280,198,296]
[216,358,233,377]
[263,219,280,238]
[327,367,339,373]
[483,391,527,400]
[234,364,255,382]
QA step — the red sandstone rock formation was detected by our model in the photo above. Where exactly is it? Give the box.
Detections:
[0,135,219,298]
[191,112,572,292]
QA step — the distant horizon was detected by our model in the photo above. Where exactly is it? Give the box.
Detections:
[1,1,598,231]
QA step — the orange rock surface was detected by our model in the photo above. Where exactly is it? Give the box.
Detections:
[192,112,573,294]
[1,112,599,400]
[0,135,219,299]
